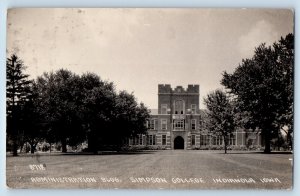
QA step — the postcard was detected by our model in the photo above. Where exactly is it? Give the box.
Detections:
[6,8,294,189]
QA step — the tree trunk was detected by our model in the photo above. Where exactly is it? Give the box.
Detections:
[264,130,271,153]
[61,138,67,153]
[12,138,18,156]
[224,136,227,154]
[287,131,293,150]
[30,143,35,154]
[11,117,18,156]
[88,133,98,154]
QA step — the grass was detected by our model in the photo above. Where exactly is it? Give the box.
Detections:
[6,150,293,189]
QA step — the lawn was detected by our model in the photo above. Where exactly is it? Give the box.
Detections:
[6,150,293,189]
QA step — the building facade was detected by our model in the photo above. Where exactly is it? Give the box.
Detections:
[129,84,262,150]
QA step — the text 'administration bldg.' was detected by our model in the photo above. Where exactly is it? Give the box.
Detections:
[128,84,262,150]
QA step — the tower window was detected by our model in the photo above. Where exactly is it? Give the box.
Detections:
[191,119,196,130]
[161,104,167,114]
[161,119,167,130]
[174,120,185,130]
[174,100,184,114]
[191,104,197,114]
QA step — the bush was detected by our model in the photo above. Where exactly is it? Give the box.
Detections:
[199,146,210,150]
[125,145,167,151]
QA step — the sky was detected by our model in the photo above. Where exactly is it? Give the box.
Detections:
[6,8,294,109]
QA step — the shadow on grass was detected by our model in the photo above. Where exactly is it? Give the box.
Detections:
[7,150,158,157]
[215,151,292,155]
[63,151,158,156]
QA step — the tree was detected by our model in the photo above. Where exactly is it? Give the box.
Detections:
[18,81,46,154]
[80,74,117,153]
[221,33,294,153]
[6,54,32,156]
[112,91,150,148]
[35,70,150,154]
[273,34,294,149]
[36,69,85,152]
[204,90,235,154]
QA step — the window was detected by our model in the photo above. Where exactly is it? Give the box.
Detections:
[161,119,167,130]
[161,104,167,114]
[174,120,185,130]
[200,135,210,146]
[139,134,143,145]
[191,135,196,146]
[229,135,236,146]
[132,136,139,145]
[200,135,204,146]
[191,119,196,130]
[143,135,146,145]
[149,119,156,130]
[162,135,166,145]
[191,104,197,114]
[214,135,223,145]
[174,100,184,114]
[147,135,156,145]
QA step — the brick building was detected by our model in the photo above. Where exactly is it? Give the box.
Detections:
[129,84,262,150]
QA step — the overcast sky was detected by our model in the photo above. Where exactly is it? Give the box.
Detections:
[7,8,294,109]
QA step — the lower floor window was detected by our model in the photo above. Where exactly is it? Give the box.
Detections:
[229,135,236,145]
[191,135,196,145]
[147,135,156,145]
[200,135,209,146]
[162,135,166,145]
[214,136,223,145]
[130,134,145,145]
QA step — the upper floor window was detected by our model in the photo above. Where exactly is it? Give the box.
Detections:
[191,104,197,114]
[191,119,196,130]
[174,100,184,114]
[149,119,156,130]
[174,119,185,130]
[161,119,167,130]
[161,104,167,114]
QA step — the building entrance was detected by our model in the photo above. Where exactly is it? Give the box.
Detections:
[174,136,184,149]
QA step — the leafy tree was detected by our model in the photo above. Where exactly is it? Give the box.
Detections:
[35,70,150,154]
[112,91,150,148]
[273,34,294,149]
[80,74,117,153]
[18,81,45,154]
[221,33,294,153]
[36,69,85,152]
[6,54,32,156]
[204,90,235,154]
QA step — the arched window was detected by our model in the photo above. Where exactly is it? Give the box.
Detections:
[174,100,184,114]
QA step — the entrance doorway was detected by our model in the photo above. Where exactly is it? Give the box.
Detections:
[174,136,184,149]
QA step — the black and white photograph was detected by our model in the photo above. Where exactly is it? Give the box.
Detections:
[6,8,294,189]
